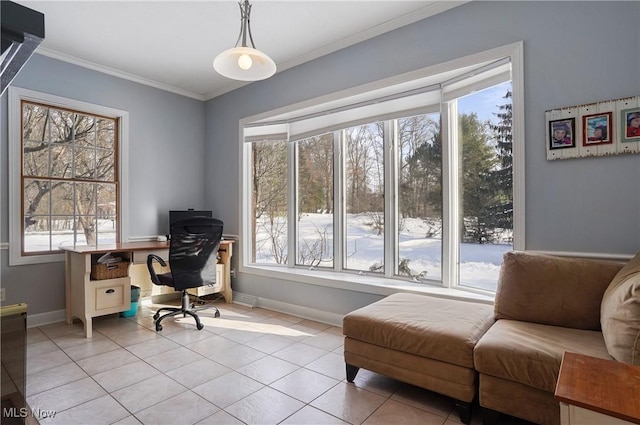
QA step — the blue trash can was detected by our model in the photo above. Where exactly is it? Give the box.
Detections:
[120,285,141,317]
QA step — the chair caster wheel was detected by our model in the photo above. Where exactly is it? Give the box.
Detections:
[214,311,220,318]
[197,323,204,330]
[156,324,163,331]
[153,313,159,320]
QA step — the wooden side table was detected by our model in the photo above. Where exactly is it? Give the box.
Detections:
[555,352,640,425]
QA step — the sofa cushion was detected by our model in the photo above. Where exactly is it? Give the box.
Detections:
[474,320,611,393]
[343,293,494,368]
[494,251,623,330]
[601,252,640,365]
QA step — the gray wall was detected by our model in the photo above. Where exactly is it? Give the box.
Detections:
[0,54,207,314]
[205,1,640,316]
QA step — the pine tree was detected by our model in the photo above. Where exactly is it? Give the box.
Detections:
[488,90,513,231]
[459,113,498,243]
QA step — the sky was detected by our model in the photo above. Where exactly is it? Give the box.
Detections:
[458,81,511,124]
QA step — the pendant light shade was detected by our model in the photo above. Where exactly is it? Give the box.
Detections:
[213,0,276,81]
[214,46,276,81]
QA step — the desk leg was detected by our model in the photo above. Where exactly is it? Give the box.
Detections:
[218,245,233,304]
[83,316,92,339]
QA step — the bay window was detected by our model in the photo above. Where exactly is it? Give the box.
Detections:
[241,43,524,293]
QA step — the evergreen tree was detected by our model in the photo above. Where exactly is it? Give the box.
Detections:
[459,113,498,243]
[488,90,513,231]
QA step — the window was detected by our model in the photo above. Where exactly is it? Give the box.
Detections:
[250,138,288,264]
[8,88,129,265]
[454,83,514,291]
[397,113,442,281]
[344,122,385,273]
[241,43,523,294]
[295,133,334,268]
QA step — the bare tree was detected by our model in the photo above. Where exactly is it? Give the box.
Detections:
[345,125,379,213]
[22,102,117,246]
[251,140,287,263]
[297,224,330,267]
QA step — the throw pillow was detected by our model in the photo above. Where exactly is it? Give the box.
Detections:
[600,252,640,365]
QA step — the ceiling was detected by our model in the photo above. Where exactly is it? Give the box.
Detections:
[15,1,467,100]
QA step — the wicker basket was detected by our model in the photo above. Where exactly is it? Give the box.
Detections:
[91,261,130,280]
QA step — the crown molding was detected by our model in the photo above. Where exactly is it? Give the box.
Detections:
[35,47,206,101]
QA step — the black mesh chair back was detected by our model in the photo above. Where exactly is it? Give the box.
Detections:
[147,217,224,331]
[168,217,223,290]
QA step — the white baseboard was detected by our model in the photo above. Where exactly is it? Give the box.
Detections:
[27,309,66,328]
[27,294,343,330]
[232,292,343,327]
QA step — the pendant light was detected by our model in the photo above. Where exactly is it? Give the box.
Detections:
[213,0,276,81]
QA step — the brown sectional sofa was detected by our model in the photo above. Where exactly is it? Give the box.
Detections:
[343,251,640,425]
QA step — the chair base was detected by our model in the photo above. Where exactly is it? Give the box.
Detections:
[153,290,220,331]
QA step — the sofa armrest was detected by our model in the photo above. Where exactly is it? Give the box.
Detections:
[494,251,624,330]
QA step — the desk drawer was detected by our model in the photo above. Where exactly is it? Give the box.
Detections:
[132,249,169,264]
[91,278,129,312]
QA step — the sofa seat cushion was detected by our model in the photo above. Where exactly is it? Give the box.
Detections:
[343,293,494,369]
[601,252,640,365]
[474,319,611,393]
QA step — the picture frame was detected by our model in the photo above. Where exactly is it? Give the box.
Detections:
[549,118,575,150]
[621,107,640,143]
[547,95,640,160]
[582,112,612,146]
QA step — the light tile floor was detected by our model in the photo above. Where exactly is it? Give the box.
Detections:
[26,300,532,425]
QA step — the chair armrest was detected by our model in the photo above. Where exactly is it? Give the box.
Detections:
[147,254,167,285]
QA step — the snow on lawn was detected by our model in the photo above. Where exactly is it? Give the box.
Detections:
[24,220,117,253]
[256,212,512,292]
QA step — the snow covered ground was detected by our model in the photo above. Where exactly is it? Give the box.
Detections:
[256,212,511,292]
[24,219,117,253]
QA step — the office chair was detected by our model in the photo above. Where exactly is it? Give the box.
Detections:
[146,217,223,331]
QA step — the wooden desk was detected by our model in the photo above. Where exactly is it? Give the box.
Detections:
[555,352,640,424]
[61,240,234,338]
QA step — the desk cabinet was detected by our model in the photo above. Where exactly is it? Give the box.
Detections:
[65,250,132,338]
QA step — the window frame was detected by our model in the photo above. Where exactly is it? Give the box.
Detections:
[239,42,524,296]
[8,87,129,265]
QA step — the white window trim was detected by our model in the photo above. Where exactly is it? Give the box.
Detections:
[7,87,129,265]
[238,41,525,297]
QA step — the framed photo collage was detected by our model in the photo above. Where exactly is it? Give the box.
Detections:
[545,95,640,160]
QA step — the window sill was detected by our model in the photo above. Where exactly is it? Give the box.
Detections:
[239,264,495,305]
